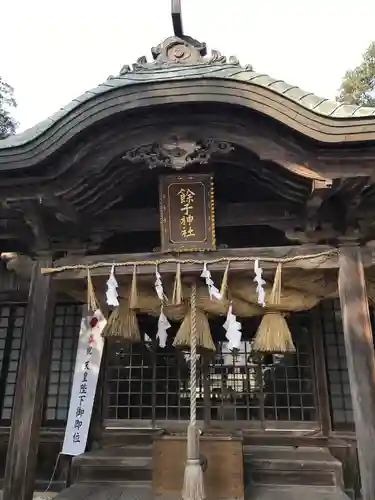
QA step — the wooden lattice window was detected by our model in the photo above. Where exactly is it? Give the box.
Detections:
[44,303,81,424]
[105,313,317,426]
[320,299,354,431]
[0,304,26,424]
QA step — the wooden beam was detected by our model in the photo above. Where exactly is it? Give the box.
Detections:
[6,199,375,238]
[0,202,299,240]
[338,245,375,500]
[3,257,54,500]
[94,202,299,233]
[50,245,340,279]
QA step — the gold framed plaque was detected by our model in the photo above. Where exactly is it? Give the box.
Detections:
[159,173,216,253]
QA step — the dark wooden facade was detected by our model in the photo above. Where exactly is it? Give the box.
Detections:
[1,11,375,500]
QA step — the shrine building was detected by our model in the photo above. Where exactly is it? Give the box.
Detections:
[0,4,374,500]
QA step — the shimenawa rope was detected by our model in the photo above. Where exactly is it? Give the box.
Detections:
[41,249,337,275]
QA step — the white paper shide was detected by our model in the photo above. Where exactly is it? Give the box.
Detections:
[223,303,242,351]
[106,265,119,307]
[157,308,171,348]
[62,309,106,456]
[201,263,222,300]
[254,259,266,307]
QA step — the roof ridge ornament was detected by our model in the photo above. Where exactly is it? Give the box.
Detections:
[119,37,241,75]
[117,0,243,76]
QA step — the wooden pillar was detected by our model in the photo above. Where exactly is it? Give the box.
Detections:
[338,245,375,500]
[3,256,54,500]
[311,307,332,436]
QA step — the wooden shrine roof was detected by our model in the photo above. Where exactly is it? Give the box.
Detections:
[1,34,375,164]
[1,32,375,253]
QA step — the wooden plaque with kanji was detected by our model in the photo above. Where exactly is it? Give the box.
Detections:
[159,173,216,253]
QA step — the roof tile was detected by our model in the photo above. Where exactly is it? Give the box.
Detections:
[266,80,296,94]
[296,94,326,111]
[351,106,375,117]
[310,99,342,116]
[2,58,375,151]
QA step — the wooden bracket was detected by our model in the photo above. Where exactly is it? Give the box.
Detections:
[305,179,332,231]
[6,200,51,252]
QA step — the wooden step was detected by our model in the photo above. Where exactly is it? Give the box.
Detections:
[244,446,345,488]
[71,448,152,484]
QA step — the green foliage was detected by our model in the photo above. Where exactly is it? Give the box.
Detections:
[338,42,375,106]
[0,76,18,139]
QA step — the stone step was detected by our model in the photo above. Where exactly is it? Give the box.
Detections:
[40,483,352,500]
[244,446,345,488]
[72,442,347,492]
[52,481,153,500]
[247,484,350,500]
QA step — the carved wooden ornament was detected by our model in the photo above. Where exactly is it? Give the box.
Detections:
[159,173,216,253]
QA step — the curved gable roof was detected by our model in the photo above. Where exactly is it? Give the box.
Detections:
[1,35,375,153]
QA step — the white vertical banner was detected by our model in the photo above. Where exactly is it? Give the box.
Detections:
[62,309,107,456]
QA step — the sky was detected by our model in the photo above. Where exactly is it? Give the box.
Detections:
[2,0,375,133]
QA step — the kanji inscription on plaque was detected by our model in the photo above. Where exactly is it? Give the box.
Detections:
[159,173,216,253]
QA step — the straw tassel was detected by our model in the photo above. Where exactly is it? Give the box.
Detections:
[103,299,141,343]
[252,263,295,353]
[181,283,205,500]
[220,261,230,300]
[87,268,99,313]
[130,265,138,309]
[173,306,215,353]
[172,263,183,305]
[86,268,105,329]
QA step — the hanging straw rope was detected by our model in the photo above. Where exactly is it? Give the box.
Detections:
[40,249,338,275]
[103,299,141,343]
[130,265,138,309]
[220,261,230,300]
[182,283,205,500]
[87,268,98,312]
[173,305,215,353]
[172,262,183,305]
[252,263,295,353]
